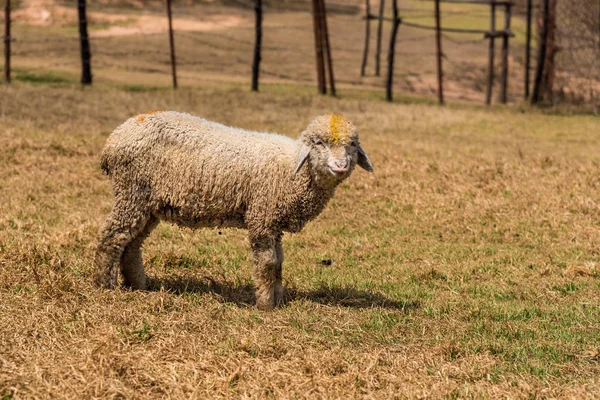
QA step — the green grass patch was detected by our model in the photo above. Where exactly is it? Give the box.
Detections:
[118,83,171,93]
[15,70,76,86]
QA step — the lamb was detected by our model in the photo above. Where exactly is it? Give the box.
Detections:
[94,112,373,310]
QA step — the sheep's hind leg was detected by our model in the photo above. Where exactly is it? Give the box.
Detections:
[120,216,159,290]
[250,233,284,310]
[94,204,150,290]
[274,239,284,307]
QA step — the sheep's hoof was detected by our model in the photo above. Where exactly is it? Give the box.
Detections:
[122,281,148,291]
[93,276,117,290]
[274,281,285,307]
[92,269,118,290]
[122,275,147,291]
[255,290,276,311]
[256,299,275,311]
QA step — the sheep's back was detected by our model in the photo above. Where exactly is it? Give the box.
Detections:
[102,111,299,225]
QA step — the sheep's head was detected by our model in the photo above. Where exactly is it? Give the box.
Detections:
[295,114,373,187]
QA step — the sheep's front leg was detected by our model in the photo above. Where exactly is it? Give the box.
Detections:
[250,233,284,310]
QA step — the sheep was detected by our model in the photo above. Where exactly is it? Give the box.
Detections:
[94,112,373,310]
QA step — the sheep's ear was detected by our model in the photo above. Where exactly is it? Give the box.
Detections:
[357,144,374,172]
[294,144,310,174]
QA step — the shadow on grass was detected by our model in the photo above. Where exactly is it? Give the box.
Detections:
[290,286,420,311]
[147,275,255,306]
[148,275,419,311]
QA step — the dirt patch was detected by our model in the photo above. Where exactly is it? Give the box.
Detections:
[12,0,245,35]
[12,0,57,26]
[405,75,484,103]
[91,15,244,38]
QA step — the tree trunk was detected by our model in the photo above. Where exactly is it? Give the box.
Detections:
[4,0,10,84]
[532,0,557,104]
[375,0,385,76]
[166,0,178,89]
[485,3,496,105]
[78,0,92,85]
[386,0,399,102]
[252,0,263,91]
[360,0,371,77]
[541,0,557,102]
[499,4,511,104]
[312,0,326,94]
[319,0,336,96]
[434,0,444,104]
[524,0,532,99]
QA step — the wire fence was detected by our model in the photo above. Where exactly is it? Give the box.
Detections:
[2,0,598,108]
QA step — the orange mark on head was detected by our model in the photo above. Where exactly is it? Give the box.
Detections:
[135,110,163,123]
[329,114,349,145]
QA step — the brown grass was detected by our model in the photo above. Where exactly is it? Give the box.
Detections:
[0,81,599,398]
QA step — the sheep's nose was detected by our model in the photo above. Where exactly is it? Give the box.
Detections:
[334,159,347,169]
[329,158,348,174]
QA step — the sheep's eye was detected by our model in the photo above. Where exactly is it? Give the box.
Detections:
[314,139,324,146]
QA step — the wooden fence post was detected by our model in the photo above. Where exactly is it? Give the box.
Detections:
[3,0,10,84]
[312,0,326,94]
[166,0,177,89]
[524,0,532,99]
[485,2,496,105]
[251,0,262,91]
[360,0,371,77]
[319,0,336,96]
[531,0,548,104]
[540,0,557,101]
[375,0,385,76]
[77,0,92,85]
[386,0,399,102]
[434,0,444,104]
[499,3,511,104]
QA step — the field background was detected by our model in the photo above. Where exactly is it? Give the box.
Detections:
[1,1,600,399]
[7,0,542,103]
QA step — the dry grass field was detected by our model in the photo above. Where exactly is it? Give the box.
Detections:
[0,80,599,398]
[1,1,600,398]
